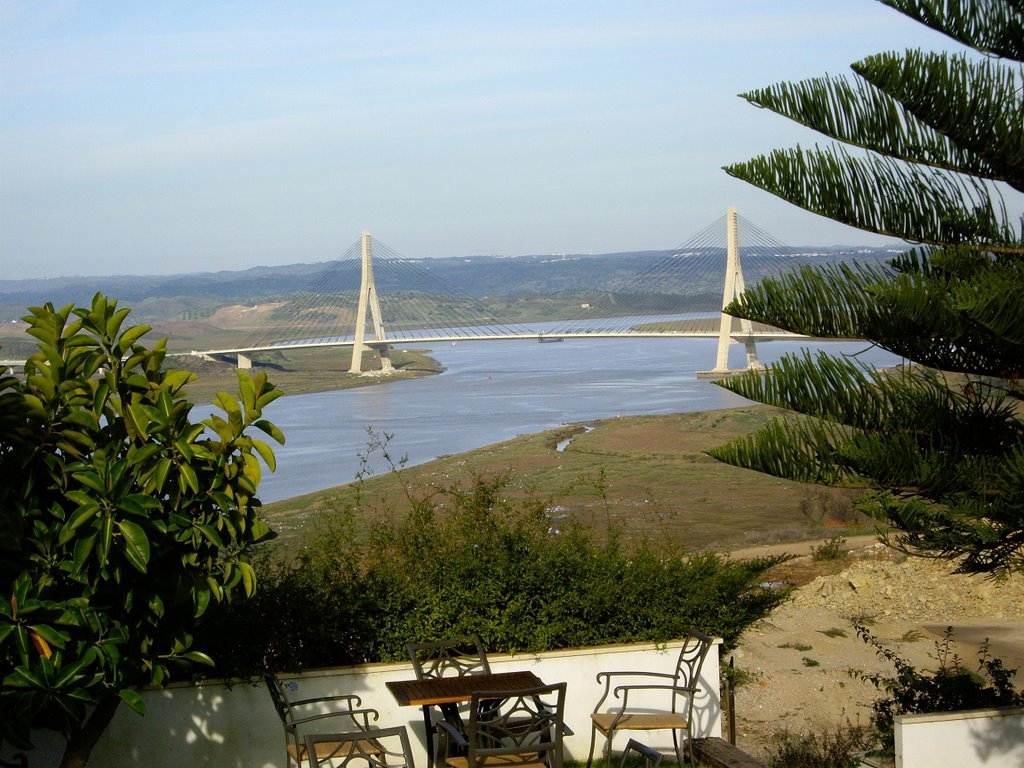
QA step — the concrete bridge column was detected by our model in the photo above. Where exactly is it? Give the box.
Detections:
[349,231,393,375]
[705,207,761,375]
[372,344,394,373]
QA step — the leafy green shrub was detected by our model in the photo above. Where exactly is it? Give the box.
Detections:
[765,724,874,768]
[852,625,1024,752]
[811,536,847,561]
[199,472,791,678]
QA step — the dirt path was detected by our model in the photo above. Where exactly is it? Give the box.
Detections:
[726,534,879,561]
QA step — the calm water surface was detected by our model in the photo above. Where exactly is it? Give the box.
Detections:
[258,337,898,502]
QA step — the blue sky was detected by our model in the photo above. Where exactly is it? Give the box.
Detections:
[1,1,955,279]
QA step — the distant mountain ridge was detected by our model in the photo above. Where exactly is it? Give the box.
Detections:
[0,244,901,324]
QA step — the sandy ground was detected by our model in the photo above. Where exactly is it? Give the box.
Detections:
[727,540,1024,760]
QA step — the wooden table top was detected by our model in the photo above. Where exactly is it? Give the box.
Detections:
[386,670,544,707]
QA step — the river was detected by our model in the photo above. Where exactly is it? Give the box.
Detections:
[257,335,899,502]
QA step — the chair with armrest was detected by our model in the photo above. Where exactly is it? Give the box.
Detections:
[586,630,713,768]
[408,634,491,763]
[303,726,415,768]
[408,634,491,679]
[264,671,380,768]
[437,682,570,768]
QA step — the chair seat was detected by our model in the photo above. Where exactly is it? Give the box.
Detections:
[591,712,688,734]
[445,752,549,768]
[289,738,382,762]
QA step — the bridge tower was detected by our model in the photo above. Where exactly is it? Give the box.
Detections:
[707,207,764,375]
[349,231,394,374]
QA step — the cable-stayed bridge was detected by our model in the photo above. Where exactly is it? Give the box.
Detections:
[196,208,846,376]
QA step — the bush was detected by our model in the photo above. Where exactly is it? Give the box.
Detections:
[852,625,1024,752]
[811,536,847,561]
[765,724,875,768]
[198,472,792,678]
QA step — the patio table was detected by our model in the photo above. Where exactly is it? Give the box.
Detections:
[386,670,544,768]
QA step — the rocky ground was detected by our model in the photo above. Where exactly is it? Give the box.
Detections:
[728,540,1024,761]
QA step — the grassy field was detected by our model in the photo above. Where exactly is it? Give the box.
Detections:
[261,405,869,556]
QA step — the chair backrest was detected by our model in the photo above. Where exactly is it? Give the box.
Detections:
[674,629,713,690]
[408,634,491,679]
[618,739,663,768]
[303,725,415,768]
[465,683,567,768]
[264,671,292,725]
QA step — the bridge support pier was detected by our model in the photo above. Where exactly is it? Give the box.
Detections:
[237,354,253,369]
[349,231,394,375]
[699,207,763,377]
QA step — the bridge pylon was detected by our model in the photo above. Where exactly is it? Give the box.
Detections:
[701,207,764,377]
[349,231,394,374]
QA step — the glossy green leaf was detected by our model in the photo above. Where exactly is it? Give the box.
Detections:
[238,561,256,597]
[29,623,69,650]
[117,520,151,573]
[153,457,171,492]
[116,323,149,351]
[214,391,240,417]
[193,581,211,618]
[179,461,199,494]
[97,513,113,565]
[118,687,146,714]
[254,419,285,444]
[179,650,214,666]
[251,439,277,472]
[72,533,98,575]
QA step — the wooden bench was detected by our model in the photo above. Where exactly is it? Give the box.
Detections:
[690,737,767,768]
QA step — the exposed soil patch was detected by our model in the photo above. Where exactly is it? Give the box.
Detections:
[207,302,287,329]
[729,541,1024,760]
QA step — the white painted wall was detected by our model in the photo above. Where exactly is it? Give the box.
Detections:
[8,638,721,768]
[894,707,1024,768]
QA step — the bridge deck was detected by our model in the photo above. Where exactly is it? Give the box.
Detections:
[196,330,806,357]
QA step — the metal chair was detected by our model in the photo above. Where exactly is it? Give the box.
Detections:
[264,671,380,768]
[303,726,415,768]
[408,634,491,764]
[408,634,491,679]
[618,739,662,768]
[586,630,713,768]
[437,682,569,768]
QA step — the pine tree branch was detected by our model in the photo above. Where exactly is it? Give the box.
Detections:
[724,252,1024,377]
[739,74,1001,182]
[880,0,1024,61]
[853,50,1024,191]
[724,145,1024,253]
[717,352,1021,447]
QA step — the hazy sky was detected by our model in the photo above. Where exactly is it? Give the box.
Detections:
[1,1,955,279]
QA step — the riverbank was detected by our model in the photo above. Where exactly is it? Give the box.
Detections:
[175,346,443,403]
[261,405,872,555]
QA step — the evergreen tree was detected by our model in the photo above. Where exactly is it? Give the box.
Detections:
[708,0,1024,574]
